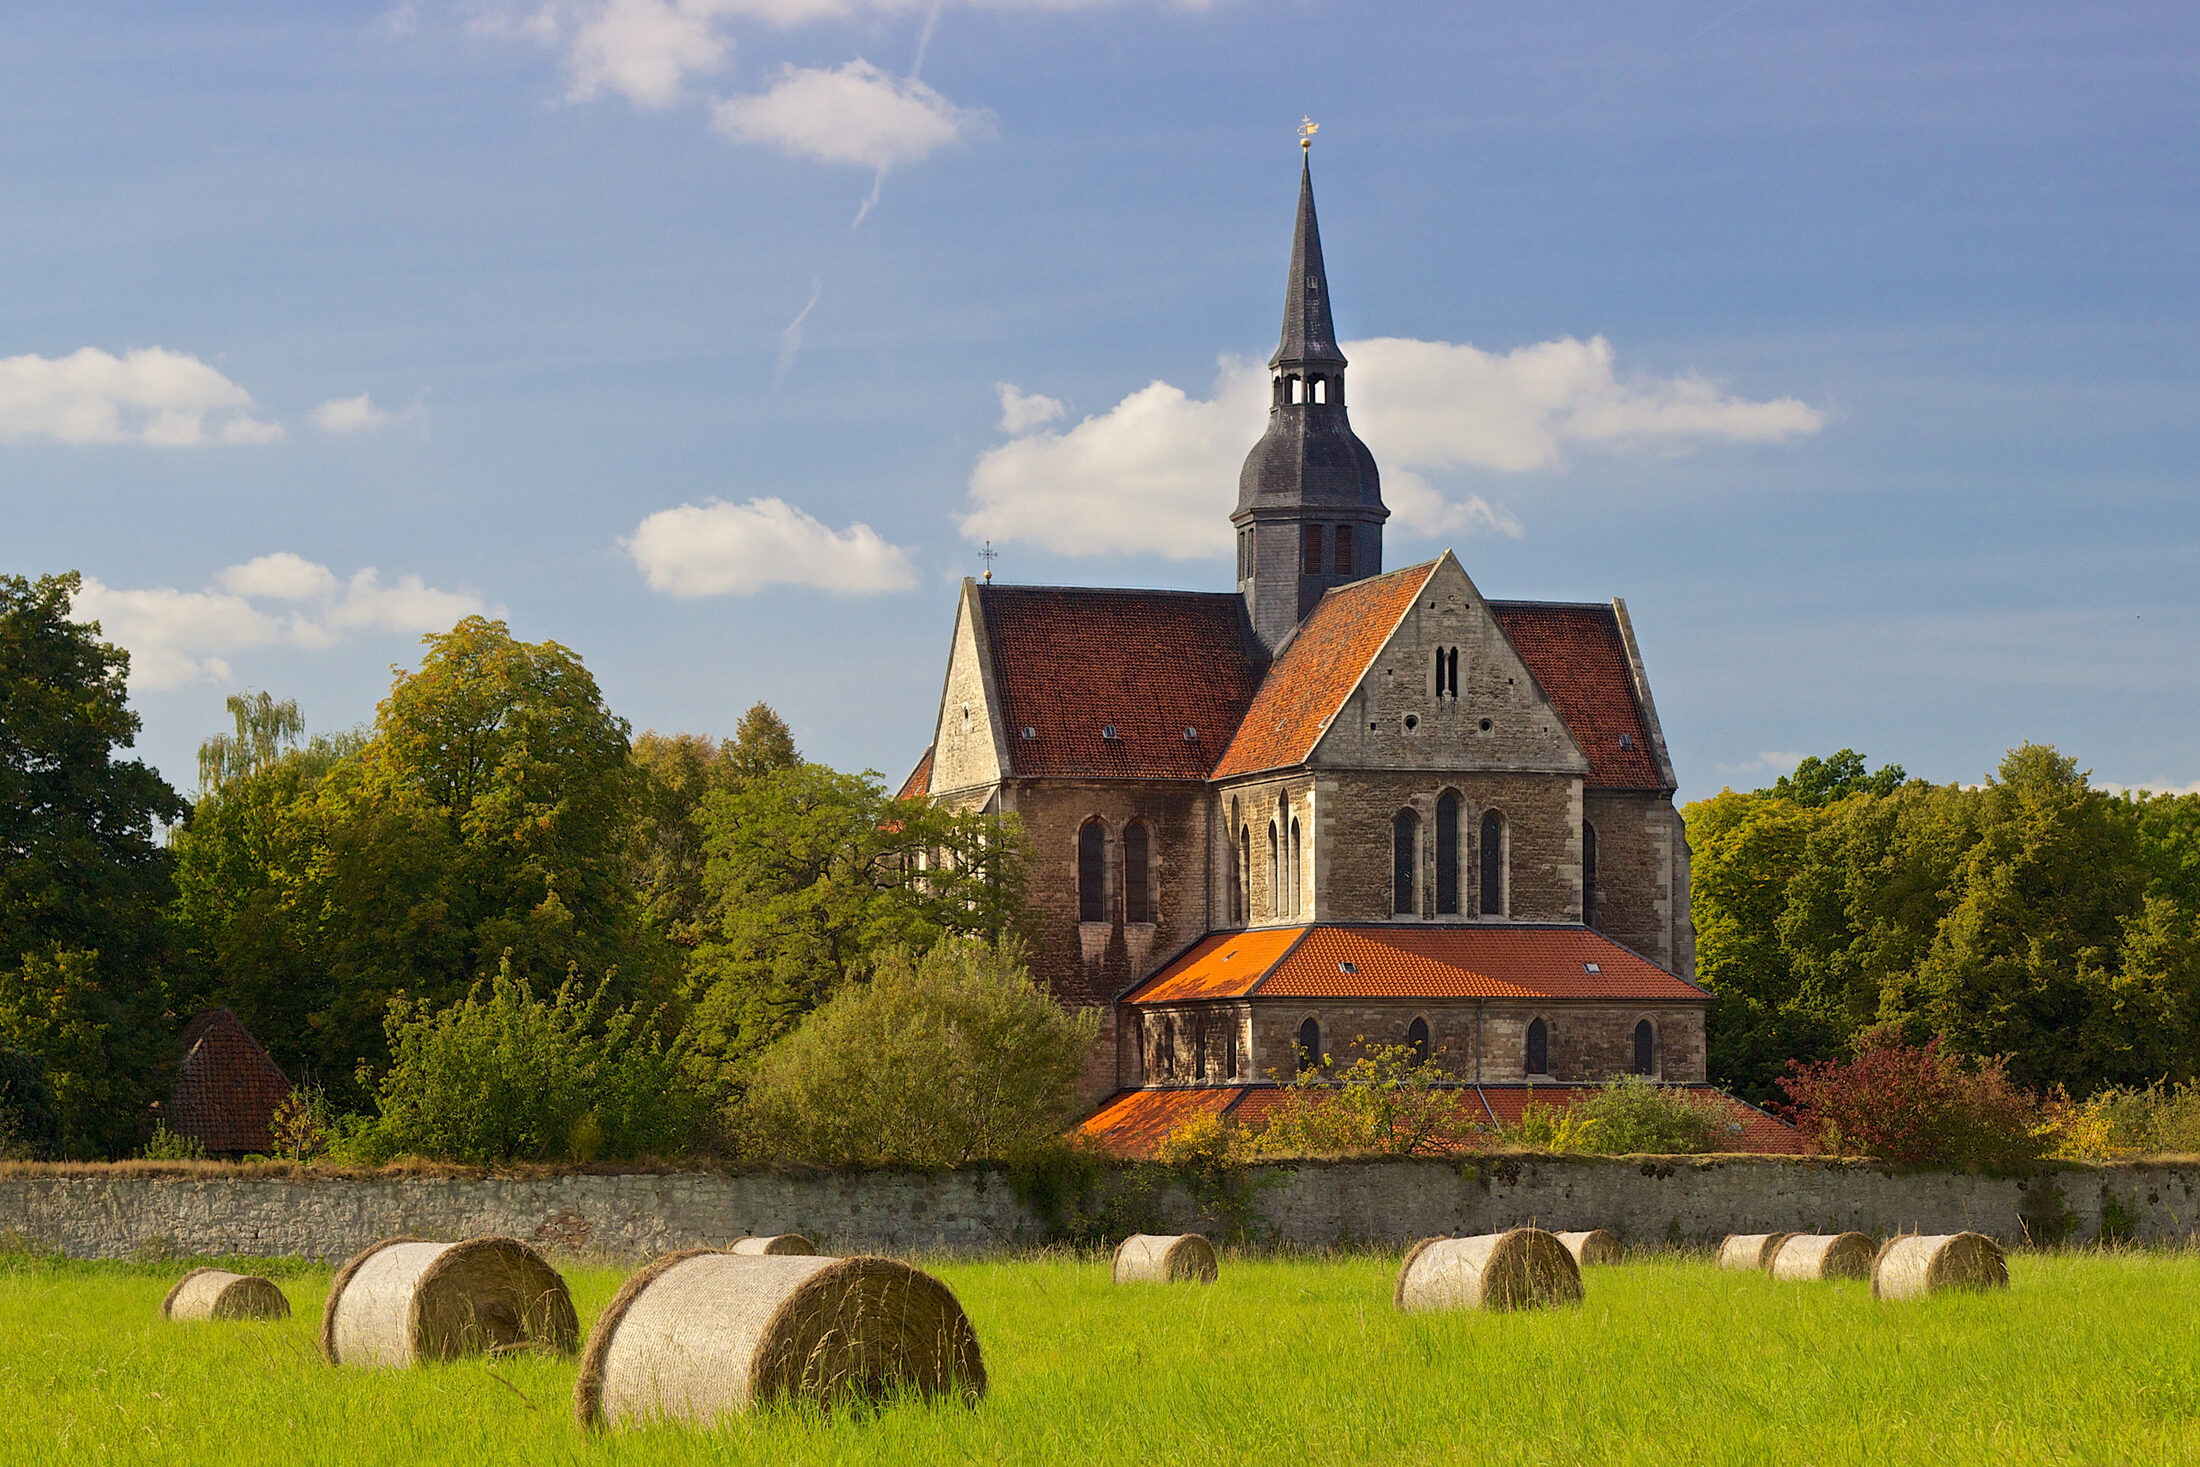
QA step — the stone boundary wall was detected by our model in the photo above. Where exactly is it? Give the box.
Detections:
[1,1157,2195,1263]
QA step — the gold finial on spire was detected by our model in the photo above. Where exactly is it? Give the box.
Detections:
[1298,116,1319,151]
[979,540,996,584]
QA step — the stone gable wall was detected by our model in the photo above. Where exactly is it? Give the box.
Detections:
[1584,789,1680,971]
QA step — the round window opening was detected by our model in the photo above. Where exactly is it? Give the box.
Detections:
[1403,714,1419,732]
[1479,718,1493,732]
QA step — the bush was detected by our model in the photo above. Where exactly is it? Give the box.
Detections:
[359,958,702,1165]
[740,937,1097,1167]
[1567,1077,1735,1154]
[1777,1032,2050,1169]
[138,1122,206,1161]
[1248,1043,1482,1157]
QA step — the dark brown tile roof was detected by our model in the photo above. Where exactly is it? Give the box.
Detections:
[1488,602,1666,791]
[172,1008,292,1155]
[979,585,1265,780]
[895,745,933,802]
[1125,924,1704,1004]
[1210,563,1436,779]
[1076,1083,1803,1157]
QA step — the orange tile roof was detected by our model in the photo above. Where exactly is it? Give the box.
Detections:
[1210,563,1435,779]
[1076,1083,1804,1157]
[979,586,1266,780]
[1125,924,1703,1003]
[172,1008,292,1155]
[1488,603,1666,791]
[895,746,933,802]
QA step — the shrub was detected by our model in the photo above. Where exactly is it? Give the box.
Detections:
[1776,1032,2050,1169]
[1500,1099,1600,1154]
[1249,1043,1482,1157]
[360,958,701,1165]
[1152,1110,1253,1173]
[1568,1077,1734,1154]
[740,937,1097,1167]
[138,1122,206,1161]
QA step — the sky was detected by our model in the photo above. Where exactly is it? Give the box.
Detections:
[3,1,2195,807]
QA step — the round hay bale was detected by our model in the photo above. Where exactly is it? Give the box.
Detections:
[1769,1232,1876,1282]
[1716,1232,1794,1272]
[1393,1229,1583,1313]
[162,1267,291,1322]
[1553,1230,1622,1267]
[574,1252,985,1429]
[1111,1234,1219,1284]
[320,1236,579,1368]
[1872,1232,2009,1301]
[729,1235,817,1256]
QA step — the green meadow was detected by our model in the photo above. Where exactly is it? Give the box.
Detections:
[1,1249,2195,1466]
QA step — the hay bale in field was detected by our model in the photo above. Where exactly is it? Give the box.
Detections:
[729,1234,817,1256]
[1716,1232,1794,1272]
[573,1251,985,1429]
[320,1236,579,1368]
[162,1268,291,1322]
[1553,1230,1622,1267]
[1769,1232,1876,1282]
[1871,1232,2009,1301]
[1393,1229,1582,1313]
[1111,1234,1219,1284]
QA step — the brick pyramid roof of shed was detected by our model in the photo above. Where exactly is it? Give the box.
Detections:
[172,1008,292,1155]
[1125,924,1705,1005]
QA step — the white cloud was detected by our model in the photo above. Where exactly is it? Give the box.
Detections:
[962,336,1827,558]
[566,0,733,105]
[0,347,281,447]
[995,384,1064,435]
[623,496,918,595]
[71,557,487,691]
[1714,751,1808,780]
[711,59,987,169]
[2098,778,2200,798]
[310,392,422,434]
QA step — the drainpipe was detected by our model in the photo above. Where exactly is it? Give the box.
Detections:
[1474,998,1484,1083]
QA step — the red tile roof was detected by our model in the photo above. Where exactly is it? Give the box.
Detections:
[978,586,1266,780]
[895,746,933,802]
[1488,602,1666,791]
[172,1008,292,1155]
[1077,1083,1803,1156]
[1211,563,1436,779]
[1125,924,1704,1004]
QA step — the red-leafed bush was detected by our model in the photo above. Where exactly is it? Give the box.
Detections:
[1776,1032,2049,1169]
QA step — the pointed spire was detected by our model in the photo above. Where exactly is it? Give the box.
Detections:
[1270,156,1346,369]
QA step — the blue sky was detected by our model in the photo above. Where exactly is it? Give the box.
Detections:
[4,1,2194,805]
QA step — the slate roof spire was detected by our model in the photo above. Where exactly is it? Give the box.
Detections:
[1271,155,1347,371]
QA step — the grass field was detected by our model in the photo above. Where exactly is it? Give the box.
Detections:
[2,1248,2196,1465]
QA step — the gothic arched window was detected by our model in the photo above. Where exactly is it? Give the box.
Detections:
[1480,811,1505,918]
[1632,1019,1656,1077]
[1123,821,1151,924]
[1408,1016,1431,1065]
[1297,1016,1322,1071]
[1267,822,1280,917]
[1238,826,1251,925]
[1392,808,1419,916]
[1582,820,1599,929]
[1288,817,1303,918]
[1435,792,1461,916]
[1526,1017,1549,1077]
[1077,818,1107,923]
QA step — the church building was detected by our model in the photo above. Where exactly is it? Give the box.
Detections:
[899,156,1785,1154]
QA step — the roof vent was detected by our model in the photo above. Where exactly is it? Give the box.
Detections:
[1020,726,1036,740]
[1101,724,1120,741]
[1618,733,1635,749]
[1182,726,1199,742]
[1583,962,1601,974]
[1339,961,1359,974]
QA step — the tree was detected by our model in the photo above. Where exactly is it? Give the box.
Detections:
[682,761,1031,1083]
[1767,749,1908,807]
[726,701,799,783]
[741,938,1095,1166]
[0,572,184,1156]
[627,705,802,952]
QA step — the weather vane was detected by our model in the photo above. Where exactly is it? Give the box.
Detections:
[1299,116,1319,151]
[980,540,997,583]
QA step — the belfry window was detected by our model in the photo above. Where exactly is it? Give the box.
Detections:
[1526,1017,1550,1077]
[1124,821,1151,924]
[1393,808,1419,916]
[1480,812,1506,918]
[1334,524,1353,576]
[1310,375,1327,404]
[1302,524,1323,574]
[1435,792,1461,915]
[1077,819,1107,923]
[1632,1019,1656,1077]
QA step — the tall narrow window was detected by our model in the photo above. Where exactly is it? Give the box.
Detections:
[1434,646,1446,695]
[1124,821,1151,924]
[1408,1016,1431,1065]
[1310,375,1327,404]
[1448,647,1459,697]
[1436,792,1461,915]
[1526,1017,1549,1076]
[1224,1023,1239,1079]
[1582,821,1599,930]
[1193,1013,1208,1080]
[1297,1016,1322,1070]
[1434,646,1460,698]
[1266,822,1279,917]
[1334,524,1353,576]
[1632,1019,1656,1077]
[1077,819,1107,922]
[1238,827,1251,925]
[1393,808,1419,916]
[1479,812,1505,917]
[1289,817,1303,917]
[1302,523,1323,574]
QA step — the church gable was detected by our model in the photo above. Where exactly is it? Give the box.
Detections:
[1307,553,1589,776]
[926,580,1008,798]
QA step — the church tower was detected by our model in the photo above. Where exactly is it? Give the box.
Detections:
[1232,154,1387,653]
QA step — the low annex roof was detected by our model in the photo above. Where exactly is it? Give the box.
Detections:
[978,585,1267,781]
[895,746,934,802]
[171,1008,293,1155]
[1076,1084,1804,1158]
[1124,924,1705,1005]
[1488,602,1667,791]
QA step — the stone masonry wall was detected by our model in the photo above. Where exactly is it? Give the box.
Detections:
[1583,788,1679,971]
[5,1158,2197,1261]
